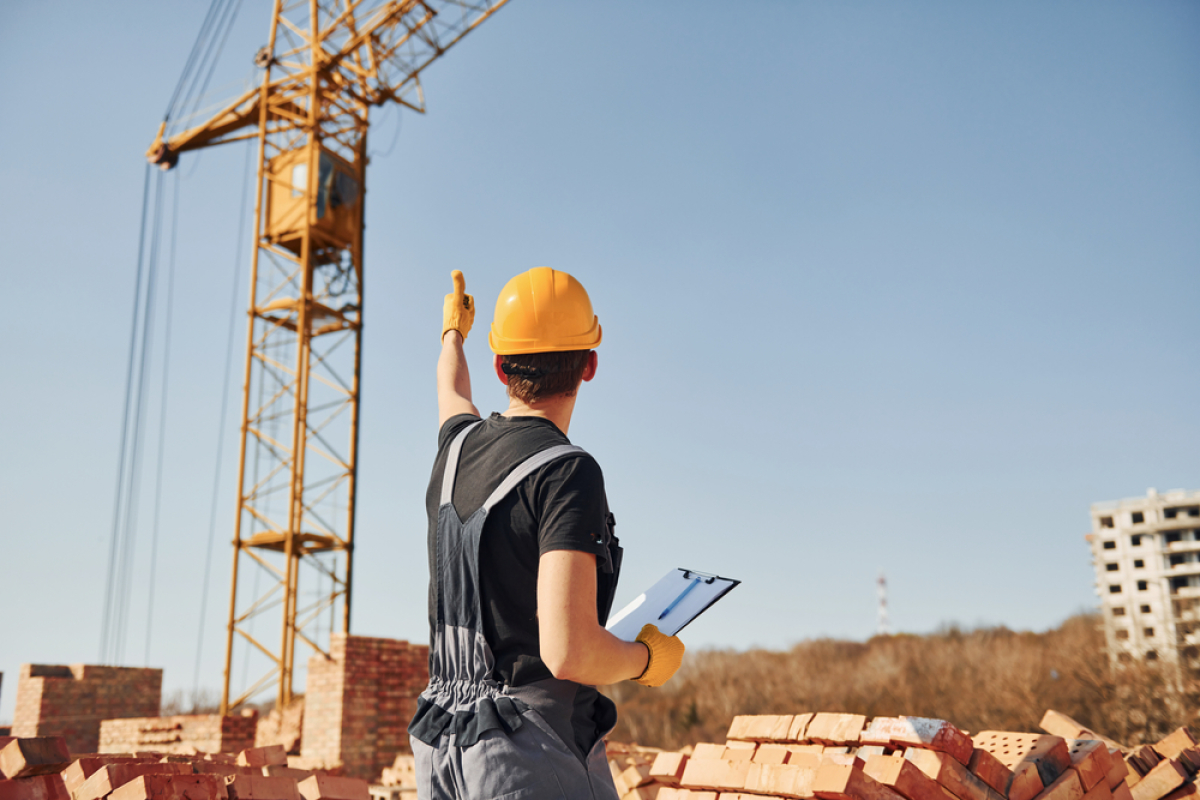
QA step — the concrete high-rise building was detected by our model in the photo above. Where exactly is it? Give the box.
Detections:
[1087,488,1200,673]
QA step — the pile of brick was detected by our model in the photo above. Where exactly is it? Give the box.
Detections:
[605,710,1200,800]
[12,666,162,755]
[374,755,415,799]
[99,715,258,756]
[255,702,304,755]
[301,636,428,782]
[0,738,369,800]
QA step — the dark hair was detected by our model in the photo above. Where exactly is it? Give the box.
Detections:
[500,350,591,403]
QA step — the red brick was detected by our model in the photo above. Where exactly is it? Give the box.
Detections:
[295,777,366,800]
[75,764,194,800]
[621,764,653,788]
[1164,780,1200,800]
[190,766,257,779]
[109,775,226,800]
[0,740,71,780]
[235,750,286,770]
[807,716,868,747]
[692,744,726,761]
[1155,732,1199,763]
[225,776,301,800]
[864,755,959,800]
[973,733,1072,787]
[862,719,973,766]
[651,753,689,786]
[755,746,793,766]
[679,759,751,792]
[259,769,309,781]
[1130,760,1188,800]
[62,759,156,795]
[1068,742,1113,791]
[968,747,1014,797]
[729,717,795,744]
[1127,748,1163,780]
[1037,770,1084,800]
[1083,781,1114,800]
[755,763,819,798]
[814,761,905,800]
[1041,713,1123,751]
[789,715,816,744]
[0,776,70,800]
[905,749,1006,800]
[1105,756,1130,790]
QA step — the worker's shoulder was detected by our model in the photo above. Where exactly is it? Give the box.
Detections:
[437,412,482,450]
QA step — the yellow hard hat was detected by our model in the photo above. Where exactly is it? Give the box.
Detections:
[489,267,602,355]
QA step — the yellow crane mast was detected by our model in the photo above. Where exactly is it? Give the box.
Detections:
[146,0,509,713]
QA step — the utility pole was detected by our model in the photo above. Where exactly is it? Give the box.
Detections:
[146,0,510,712]
[877,572,891,636]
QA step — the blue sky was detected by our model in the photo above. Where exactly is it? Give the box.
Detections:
[1,1,1197,722]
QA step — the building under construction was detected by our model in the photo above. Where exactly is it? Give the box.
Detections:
[1088,487,1200,674]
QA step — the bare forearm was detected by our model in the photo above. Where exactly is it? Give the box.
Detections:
[438,331,479,425]
[547,624,649,686]
[538,550,650,685]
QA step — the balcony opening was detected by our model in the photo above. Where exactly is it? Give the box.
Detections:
[1133,512,1145,524]
[1134,559,1145,568]
[1110,585,1123,594]
[1113,607,1127,616]
[1101,516,1115,528]
[1140,605,1151,613]
[1167,532,1182,544]
[1171,554,1186,566]
[1138,580,1149,591]
[1116,630,1130,640]
[1103,540,1116,550]
[1106,563,1119,572]
[1132,534,1144,546]
[1146,650,1158,661]
[1144,628,1155,637]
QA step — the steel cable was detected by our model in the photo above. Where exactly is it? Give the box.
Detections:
[192,139,254,701]
[113,169,166,663]
[165,0,235,121]
[144,172,181,666]
[99,164,154,664]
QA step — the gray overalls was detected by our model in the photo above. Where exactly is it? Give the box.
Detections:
[409,422,623,800]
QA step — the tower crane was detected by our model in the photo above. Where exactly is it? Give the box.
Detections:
[145,0,510,714]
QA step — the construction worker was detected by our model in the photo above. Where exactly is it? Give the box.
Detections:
[409,268,685,799]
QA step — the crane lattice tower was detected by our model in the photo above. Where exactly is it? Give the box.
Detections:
[146,0,509,713]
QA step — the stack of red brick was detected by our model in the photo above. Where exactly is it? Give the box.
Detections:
[0,738,369,800]
[607,710,1200,800]
[98,715,258,756]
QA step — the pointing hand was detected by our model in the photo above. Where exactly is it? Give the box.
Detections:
[442,270,475,342]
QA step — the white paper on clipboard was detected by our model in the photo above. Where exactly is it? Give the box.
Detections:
[605,568,740,642]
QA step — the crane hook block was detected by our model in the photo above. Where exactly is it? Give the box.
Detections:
[148,143,179,171]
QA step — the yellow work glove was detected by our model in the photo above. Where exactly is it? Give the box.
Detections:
[442,270,475,341]
[634,624,685,687]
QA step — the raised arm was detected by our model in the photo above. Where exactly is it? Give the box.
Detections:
[439,271,480,426]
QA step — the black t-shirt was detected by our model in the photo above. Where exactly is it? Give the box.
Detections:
[424,412,610,754]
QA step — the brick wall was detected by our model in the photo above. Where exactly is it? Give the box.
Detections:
[11,664,162,754]
[300,635,428,781]
[99,713,257,754]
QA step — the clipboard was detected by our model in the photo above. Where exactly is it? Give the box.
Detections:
[605,568,740,642]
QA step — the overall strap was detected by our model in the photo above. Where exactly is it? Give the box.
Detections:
[480,445,588,512]
[439,421,484,506]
